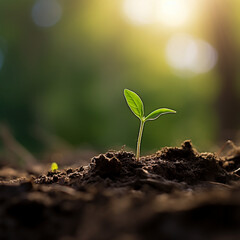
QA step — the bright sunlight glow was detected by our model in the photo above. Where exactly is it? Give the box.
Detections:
[123,0,154,25]
[156,0,191,27]
[123,0,194,27]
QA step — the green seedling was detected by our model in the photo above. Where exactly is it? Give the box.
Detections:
[124,89,176,161]
[51,162,58,172]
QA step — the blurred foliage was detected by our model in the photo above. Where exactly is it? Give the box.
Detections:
[0,0,239,156]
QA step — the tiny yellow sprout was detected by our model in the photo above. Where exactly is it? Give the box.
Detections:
[51,162,58,172]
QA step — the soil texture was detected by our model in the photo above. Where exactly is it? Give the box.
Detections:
[1,140,240,240]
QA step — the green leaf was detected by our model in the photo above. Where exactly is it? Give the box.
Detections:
[145,108,176,121]
[124,89,144,119]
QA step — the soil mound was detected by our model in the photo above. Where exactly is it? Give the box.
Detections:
[35,141,238,193]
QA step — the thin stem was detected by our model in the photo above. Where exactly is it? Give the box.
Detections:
[136,120,145,161]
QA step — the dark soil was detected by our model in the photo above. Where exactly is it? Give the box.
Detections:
[1,140,240,240]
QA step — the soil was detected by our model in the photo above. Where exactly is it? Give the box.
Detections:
[1,140,240,240]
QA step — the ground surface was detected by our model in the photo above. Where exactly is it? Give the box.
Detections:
[1,140,240,240]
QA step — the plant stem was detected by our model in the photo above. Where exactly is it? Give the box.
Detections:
[136,120,145,161]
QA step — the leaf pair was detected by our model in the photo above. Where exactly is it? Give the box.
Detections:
[124,89,176,122]
[124,89,176,160]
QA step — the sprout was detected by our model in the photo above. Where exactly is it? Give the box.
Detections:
[124,89,176,160]
[51,162,58,172]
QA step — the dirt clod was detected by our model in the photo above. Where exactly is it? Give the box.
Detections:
[92,154,122,178]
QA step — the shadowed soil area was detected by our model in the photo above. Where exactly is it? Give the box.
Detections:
[1,140,240,240]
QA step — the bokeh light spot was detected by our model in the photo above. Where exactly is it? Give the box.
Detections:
[32,0,62,27]
[123,0,154,25]
[123,0,194,27]
[166,34,218,75]
[156,0,192,27]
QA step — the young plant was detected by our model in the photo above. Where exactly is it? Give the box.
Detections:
[51,162,58,172]
[124,89,176,161]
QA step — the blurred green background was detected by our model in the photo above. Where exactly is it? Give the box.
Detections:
[0,0,239,159]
